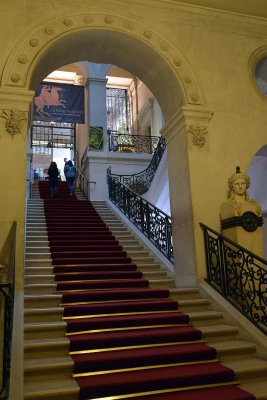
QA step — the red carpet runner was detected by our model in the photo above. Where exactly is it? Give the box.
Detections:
[39,181,256,400]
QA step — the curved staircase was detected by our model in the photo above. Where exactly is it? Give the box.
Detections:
[24,181,267,399]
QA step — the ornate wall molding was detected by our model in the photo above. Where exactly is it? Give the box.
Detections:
[161,107,213,150]
[187,125,208,149]
[0,12,205,107]
[248,45,267,101]
[0,109,27,138]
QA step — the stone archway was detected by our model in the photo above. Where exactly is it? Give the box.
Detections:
[1,12,204,112]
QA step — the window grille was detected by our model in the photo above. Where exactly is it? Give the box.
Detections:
[31,121,75,154]
[106,88,132,133]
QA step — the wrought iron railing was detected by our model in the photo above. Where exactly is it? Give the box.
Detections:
[109,136,166,195]
[108,171,173,263]
[0,222,16,399]
[200,223,267,335]
[108,131,160,154]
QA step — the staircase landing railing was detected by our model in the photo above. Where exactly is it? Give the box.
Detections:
[200,223,267,335]
[108,131,160,154]
[108,171,173,263]
[109,136,166,195]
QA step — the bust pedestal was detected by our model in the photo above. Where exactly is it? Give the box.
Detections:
[220,201,263,257]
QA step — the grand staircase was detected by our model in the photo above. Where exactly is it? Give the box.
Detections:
[24,181,267,399]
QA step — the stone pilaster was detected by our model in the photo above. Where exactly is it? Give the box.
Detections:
[161,106,213,287]
[0,86,35,400]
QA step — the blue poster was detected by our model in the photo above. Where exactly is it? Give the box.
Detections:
[33,82,85,123]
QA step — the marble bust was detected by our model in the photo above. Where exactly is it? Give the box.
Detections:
[220,166,263,256]
[225,166,261,217]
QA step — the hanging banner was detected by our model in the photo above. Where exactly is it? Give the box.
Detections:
[33,82,85,123]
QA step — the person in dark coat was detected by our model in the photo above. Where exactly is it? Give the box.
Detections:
[47,161,60,197]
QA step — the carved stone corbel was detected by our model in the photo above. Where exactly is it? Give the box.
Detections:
[187,124,208,149]
[0,109,27,137]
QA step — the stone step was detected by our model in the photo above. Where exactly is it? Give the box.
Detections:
[26,241,49,247]
[25,294,62,308]
[25,267,53,275]
[224,357,267,381]
[24,270,170,285]
[24,356,74,382]
[199,324,239,341]
[24,378,79,400]
[25,260,52,267]
[26,247,50,253]
[189,310,226,326]
[24,321,66,340]
[24,337,70,359]
[24,298,212,323]
[26,253,51,260]
[240,380,267,400]
[25,274,55,284]
[212,339,257,361]
[24,283,56,294]
[24,307,64,323]
[26,236,49,242]
[169,288,200,300]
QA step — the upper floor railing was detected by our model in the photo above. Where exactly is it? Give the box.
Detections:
[0,222,16,399]
[107,170,173,263]
[109,136,166,195]
[200,223,267,335]
[108,131,160,154]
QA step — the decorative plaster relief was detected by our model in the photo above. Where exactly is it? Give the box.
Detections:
[11,74,21,83]
[104,16,113,24]
[29,39,39,47]
[190,93,199,102]
[124,22,134,30]
[18,55,28,64]
[2,13,204,107]
[0,109,27,137]
[63,19,74,27]
[143,30,152,39]
[45,26,55,35]
[174,58,183,66]
[160,42,169,52]
[84,16,93,24]
[187,125,208,148]
[184,75,192,84]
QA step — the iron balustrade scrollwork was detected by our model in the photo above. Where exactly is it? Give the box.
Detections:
[108,131,160,154]
[200,223,267,335]
[0,222,16,399]
[109,136,166,195]
[108,171,173,263]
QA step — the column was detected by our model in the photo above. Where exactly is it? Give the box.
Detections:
[87,62,111,153]
[161,106,212,287]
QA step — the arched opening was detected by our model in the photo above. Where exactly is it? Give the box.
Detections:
[22,26,193,221]
[28,29,184,121]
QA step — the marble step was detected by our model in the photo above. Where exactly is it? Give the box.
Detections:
[25,293,62,308]
[24,298,212,323]
[24,356,74,382]
[24,378,79,400]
